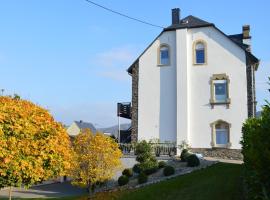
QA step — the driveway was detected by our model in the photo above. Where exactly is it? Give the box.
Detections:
[0,156,173,199]
[0,182,87,199]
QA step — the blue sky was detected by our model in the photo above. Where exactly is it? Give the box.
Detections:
[0,0,269,127]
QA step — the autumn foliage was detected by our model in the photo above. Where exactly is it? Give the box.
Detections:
[70,129,122,194]
[0,96,73,189]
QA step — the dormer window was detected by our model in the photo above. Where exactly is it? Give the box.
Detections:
[193,41,206,65]
[158,44,170,66]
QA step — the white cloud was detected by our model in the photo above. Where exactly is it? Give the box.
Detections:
[92,45,141,81]
[96,47,136,68]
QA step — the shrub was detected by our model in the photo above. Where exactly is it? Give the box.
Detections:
[186,154,200,167]
[241,101,270,199]
[118,175,129,186]
[180,149,192,162]
[144,166,158,175]
[132,164,141,174]
[135,140,152,157]
[139,160,158,174]
[138,172,148,184]
[163,165,175,176]
[122,168,133,177]
[134,140,158,176]
[158,161,167,168]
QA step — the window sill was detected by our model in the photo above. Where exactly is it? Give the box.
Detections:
[157,64,170,67]
[193,63,207,66]
[211,142,232,149]
[210,98,231,108]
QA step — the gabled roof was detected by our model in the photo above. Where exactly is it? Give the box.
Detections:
[164,15,214,31]
[127,15,259,74]
[228,34,249,50]
[74,121,96,133]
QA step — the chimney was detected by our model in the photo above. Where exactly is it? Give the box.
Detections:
[242,25,250,39]
[172,8,180,25]
[79,120,83,123]
[242,25,251,51]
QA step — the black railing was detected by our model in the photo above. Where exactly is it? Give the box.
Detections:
[117,102,131,119]
[119,143,177,157]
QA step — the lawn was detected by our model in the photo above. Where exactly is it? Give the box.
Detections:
[2,163,243,200]
[93,162,243,200]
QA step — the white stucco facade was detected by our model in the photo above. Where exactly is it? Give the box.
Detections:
[136,26,248,149]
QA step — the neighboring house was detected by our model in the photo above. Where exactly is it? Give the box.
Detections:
[67,120,96,136]
[98,123,131,143]
[126,8,259,152]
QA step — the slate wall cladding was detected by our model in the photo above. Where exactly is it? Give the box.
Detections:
[252,65,256,115]
[191,148,243,160]
[246,62,256,118]
[131,61,139,142]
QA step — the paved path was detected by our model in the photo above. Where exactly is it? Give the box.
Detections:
[204,157,243,164]
[0,182,87,199]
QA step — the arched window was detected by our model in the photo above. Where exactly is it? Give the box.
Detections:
[210,120,231,148]
[158,44,170,66]
[193,41,206,64]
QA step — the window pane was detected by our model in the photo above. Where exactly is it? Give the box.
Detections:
[196,49,205,63]
[160,49,169,65]
[216,129,228,145]
[214,82,227,102]
[195,43,204,50]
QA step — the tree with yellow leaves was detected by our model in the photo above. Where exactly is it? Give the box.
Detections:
[0,96,73,200]
[70,129,122,196]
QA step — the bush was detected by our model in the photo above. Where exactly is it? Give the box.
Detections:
[134,140,158,176]
[132,164,141,174]
[139,160,158,175]
[186,154,200,167]
[241,102,270,199]
[135,140,152,156]
[180,149,192,162]
[144,166,158,175]
[158,161,167,168]
[138,172,148,184]
[122,168,133,177]
[163,165,175,176]
[118,175,129,186]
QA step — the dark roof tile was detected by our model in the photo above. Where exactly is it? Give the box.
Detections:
[74,121,96,133]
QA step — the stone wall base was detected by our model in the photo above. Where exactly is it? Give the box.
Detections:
[190,148,243,160]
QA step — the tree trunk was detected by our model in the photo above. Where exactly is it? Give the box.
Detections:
[9,186,12,200]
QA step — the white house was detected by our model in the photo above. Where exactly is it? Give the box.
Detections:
[66,120,96,136]
[127,9,259,155]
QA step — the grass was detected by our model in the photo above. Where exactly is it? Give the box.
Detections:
[93,162,243,200]
[1,163,243,200]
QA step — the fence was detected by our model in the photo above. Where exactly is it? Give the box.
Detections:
[119,143,177,157]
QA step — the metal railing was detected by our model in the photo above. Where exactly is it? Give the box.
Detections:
[119,143,177,157]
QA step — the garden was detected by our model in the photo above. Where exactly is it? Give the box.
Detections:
[115,141,216,189]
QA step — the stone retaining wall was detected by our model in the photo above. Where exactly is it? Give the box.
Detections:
[190,148,243,160]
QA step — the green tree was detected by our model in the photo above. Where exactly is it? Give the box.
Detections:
[241,77,270,200]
